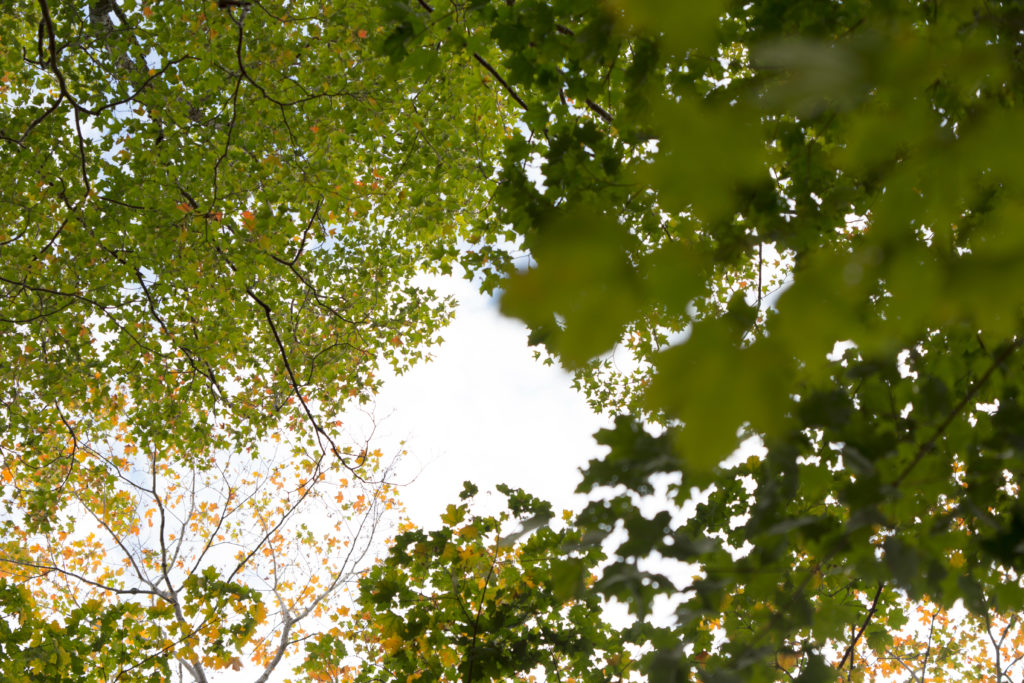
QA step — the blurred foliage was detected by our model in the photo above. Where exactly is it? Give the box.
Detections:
[375,0,1024,681]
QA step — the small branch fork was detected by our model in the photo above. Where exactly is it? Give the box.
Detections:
[985,609,1024,681]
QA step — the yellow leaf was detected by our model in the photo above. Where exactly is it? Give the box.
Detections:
[381,634,403,655]
[439,648,459,668]
[776,651,799,671]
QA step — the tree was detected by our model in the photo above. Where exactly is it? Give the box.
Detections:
[331,483,629,683]
[0,417,403,681]
[0,0,508,488]
[369,1,1024,681]
[1,1,506,675]
[842,594,1024,683]
[9,0,1024,681]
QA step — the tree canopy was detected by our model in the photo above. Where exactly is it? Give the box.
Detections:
[1,0,506,477]
[2,0,507,677]
[6,0,1024,681]
[374,0,1024,681]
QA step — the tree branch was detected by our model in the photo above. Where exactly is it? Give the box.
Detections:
[473,53,529,112]
[465,538,499,683]
[245,286,348,469]
[895,337,1022,485]
[585,98,613,123]
[837,583,884,671]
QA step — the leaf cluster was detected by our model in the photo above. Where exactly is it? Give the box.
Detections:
[373,0,1024,681]
[326,484,628,683]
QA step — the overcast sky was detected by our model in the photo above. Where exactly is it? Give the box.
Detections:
[363,275,612,527]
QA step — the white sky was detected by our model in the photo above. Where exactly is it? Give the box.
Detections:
[366,275,612,527]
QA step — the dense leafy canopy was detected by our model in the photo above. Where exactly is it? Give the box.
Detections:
[1,0,506,678]
[373,0,1024,681]
[1,0,505,479]
[315,484,626,683]
[7,0,1024,681]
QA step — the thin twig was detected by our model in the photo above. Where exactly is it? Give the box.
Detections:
[895,338,1022,485]
[837,583,884,671]
[473,53,529,111]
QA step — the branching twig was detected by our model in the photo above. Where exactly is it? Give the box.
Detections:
[245,286,349,471]
[465,537,499,683]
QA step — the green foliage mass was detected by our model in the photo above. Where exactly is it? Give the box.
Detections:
[0,0,508,676]
[0,579,168,681]
[0,0,512,532]
[370,0,1024,681]
[322,484,626,683]
[0,0,505,474]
